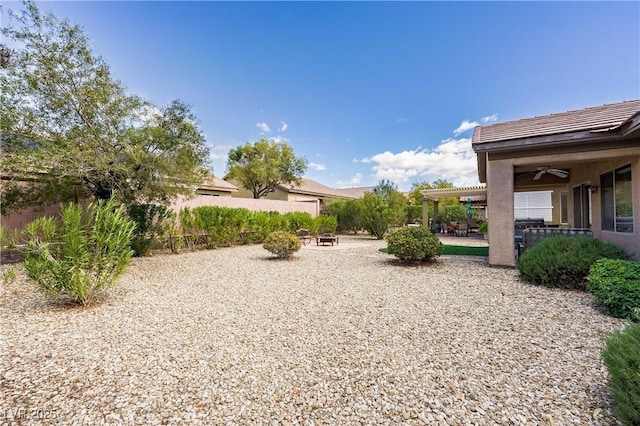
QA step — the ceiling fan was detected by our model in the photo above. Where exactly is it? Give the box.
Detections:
[532,166,569,180]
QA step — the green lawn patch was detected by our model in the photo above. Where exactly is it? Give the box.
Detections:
[380,245,488,257]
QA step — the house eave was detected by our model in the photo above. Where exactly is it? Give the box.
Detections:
[471,129,631,154]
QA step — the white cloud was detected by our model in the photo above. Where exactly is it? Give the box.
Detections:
[337,173,363,187]
[269,136,286,144]
[352,158,360,163]
[309,162,326,171]
[453,119,479,136]
[363,137,480,187]
[256,122,271,132]
[481,113,498,123]
[279,121,288,132]
[209,144,234,160]
[396,117,408,123]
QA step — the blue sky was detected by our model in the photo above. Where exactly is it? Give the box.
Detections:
[6,1,640,190]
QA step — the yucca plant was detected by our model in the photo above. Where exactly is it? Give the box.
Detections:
[23,196,136,306]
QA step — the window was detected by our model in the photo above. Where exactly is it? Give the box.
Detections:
[514,191,553,221]
[601,164,633,233]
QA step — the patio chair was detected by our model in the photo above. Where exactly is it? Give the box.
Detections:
[456,222,468,237]
[466,218,480,234]
[295,229,314,246]
[447,222,458,235]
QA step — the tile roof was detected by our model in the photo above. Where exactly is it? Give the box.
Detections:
[199,176,238,192]
[333,186,375,199]
[472,99,640,145]
[280,178,356,199]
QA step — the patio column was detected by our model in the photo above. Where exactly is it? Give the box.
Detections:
[487,160,515,267]
[433,200,439,229]
[422,197,430,229]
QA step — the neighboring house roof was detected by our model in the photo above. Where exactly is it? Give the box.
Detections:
[279,178,356,199]
[472,99,640,146]
[333,186,375,199]
[198,176,238,192]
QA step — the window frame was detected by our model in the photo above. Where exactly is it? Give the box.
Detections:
[600,164,634,234]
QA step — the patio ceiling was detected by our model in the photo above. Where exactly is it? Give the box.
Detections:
[420,185,487,201]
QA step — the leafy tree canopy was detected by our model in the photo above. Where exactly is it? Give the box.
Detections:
[359,185,407,239]
[373,179,399,200]
[0,1,210,214]
[407,179,457,206]
[226,138,307,199]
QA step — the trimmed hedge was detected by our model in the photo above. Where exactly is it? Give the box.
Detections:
[175,207,338,251]
[603,323,640,425]
[587,259,640,321]
[386,226,442,262]
[517,235,628,289]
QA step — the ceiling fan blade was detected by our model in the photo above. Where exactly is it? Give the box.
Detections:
[533,170,544,180]
[548,169,569,178]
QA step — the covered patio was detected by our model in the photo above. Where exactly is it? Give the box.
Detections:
[420,185,487,233]
[472,99,640,267]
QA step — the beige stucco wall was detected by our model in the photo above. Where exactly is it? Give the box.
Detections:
[1,204,64,233]
[486,160,516,266]
[171,195,319,217]
[550,190,563,224]
[230,185,320,202]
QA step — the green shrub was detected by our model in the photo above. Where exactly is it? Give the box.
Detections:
[478,221,488,234]
[312,215,338,234]
[438,205,467,224]
[283,212,314,232]
[127,203,172,256]
[23,197,135,306]
[192,206,239,248]
[603,322,640,425]
[517,236,628,289]
[246,211,283,243]
[405,205,423,225]
[587,259,640,321]
[386,226,442,262]
[322,200,365,234]
[359,192,406,239]
[263,231,301,258]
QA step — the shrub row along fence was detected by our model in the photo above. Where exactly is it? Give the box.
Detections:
[164,207,337,254]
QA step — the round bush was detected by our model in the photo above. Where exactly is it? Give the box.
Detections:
[263,231,301,259]
[517,235,628,289]
[386,226,442,262]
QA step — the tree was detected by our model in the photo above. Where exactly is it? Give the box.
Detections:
[323,199,363,234]
[0,2,209,214]
[407,179,456,206]
[358,187,406,239]
[373,179,398,199]
[226,138,307,199]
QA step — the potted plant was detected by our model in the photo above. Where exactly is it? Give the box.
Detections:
[478,221,488,239]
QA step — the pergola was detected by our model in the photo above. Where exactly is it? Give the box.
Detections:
[420,185,487,228]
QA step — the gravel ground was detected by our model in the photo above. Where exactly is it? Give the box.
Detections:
[0,235,627,425]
